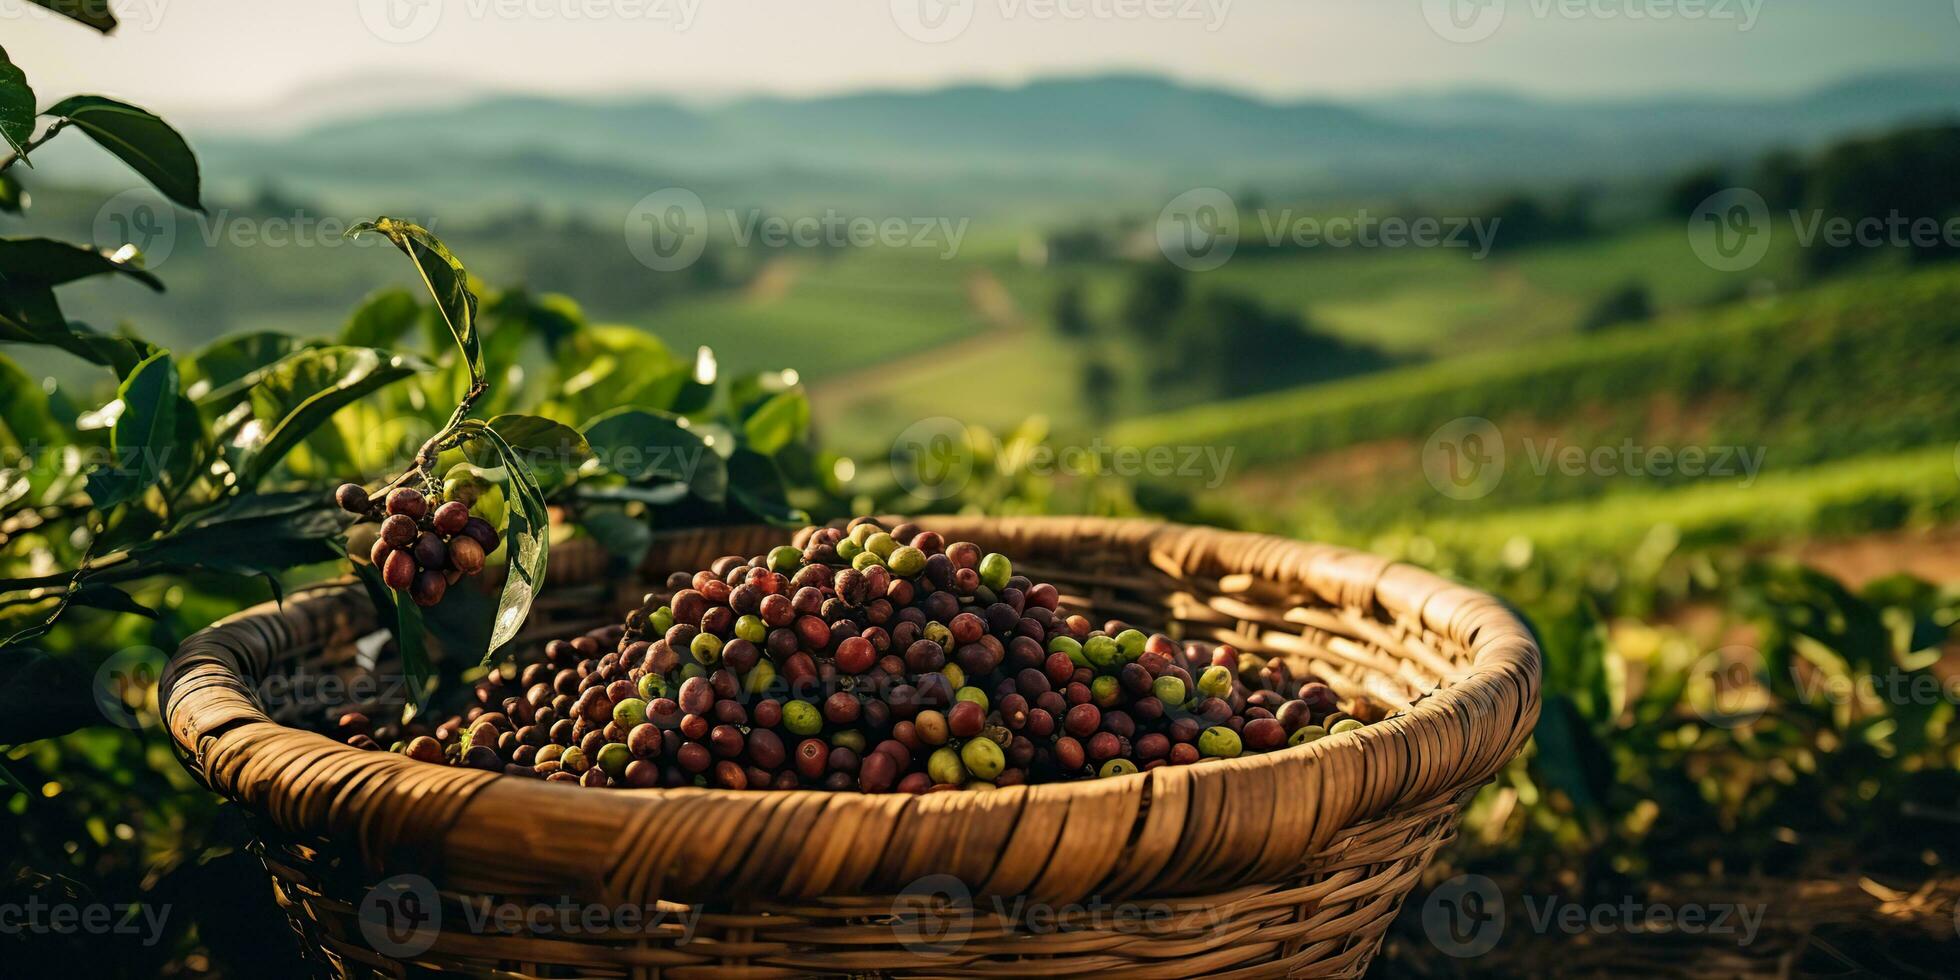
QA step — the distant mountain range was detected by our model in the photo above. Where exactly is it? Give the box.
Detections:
[48,70,1960,216]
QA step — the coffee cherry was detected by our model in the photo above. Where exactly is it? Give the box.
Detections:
[1198,726,1242,758]
[412,531,447,570]
[448,535,486,575]
[379,514,418,549]
[382,550,417,590]
[335,483,371,514]
[462,517,499,552]
[960,736,1006,780]
[385,487,428,519]
[432,500,470,536]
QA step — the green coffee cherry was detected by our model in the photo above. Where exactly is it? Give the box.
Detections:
[650,606,676,634]
[637,673,670,701]
[831,729,868,754]
[888,545,926,578]
[1198,726,1242,758]
[1330,718,1365,735]
[783,700,823,736]
[924,622,954,650]
[560,746,587,772]
[1288,725,1329,746]
[866,532,897,558]
[941,663,966,691]
[955,686,989,711]
[1091,675,1121,706]
[1084,635,1120,670]
[849,523,878,547]
[1048,635,1088,667]
[1197,665,1233,699]
[597,742,631,778]
[852,551,884,571]
[928,746,966,785]
[768,545,802,573]
[1114,629,1146,661]
[1152,675,1186,707]
[744,660,777,695]
[679,662,708,682]
[613,697,648,729]
[961,736,1006,779]
[836,538,863,561]
[1099,758,1139,778]
[735,614,767,644]
[691,632,724,665]
[978,553,1012,592]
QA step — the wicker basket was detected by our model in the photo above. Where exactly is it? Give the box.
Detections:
[163,516,1539,978]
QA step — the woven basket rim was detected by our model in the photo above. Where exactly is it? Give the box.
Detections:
[162,515,1540,905]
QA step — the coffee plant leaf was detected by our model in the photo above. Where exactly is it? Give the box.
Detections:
[0,46,33,155]
[128,497,342,575]
[43,96,200,211]
[24,0,116,32]
[68,584,158,619]
[338,287,421,350]
[581,407,725,504]
[478,426,548,661]
[83,350,176,510]
[0,171,23,214]
[0,236,163,291]
[579,507,652,564]
[741,390,809,457]
[353,560,431,710]
[184,330,309,404]
[0,354,61,446]
[728,448,806,526]
[348,218,482,384]
[241,346,427,486]
[480,413,590,490]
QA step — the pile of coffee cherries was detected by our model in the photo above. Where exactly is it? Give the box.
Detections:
[341,517,1389,789]
[338,483,499,607]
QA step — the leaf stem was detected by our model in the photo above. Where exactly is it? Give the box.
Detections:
[0,119,70,172]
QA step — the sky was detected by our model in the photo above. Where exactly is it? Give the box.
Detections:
[5,0,1957,125]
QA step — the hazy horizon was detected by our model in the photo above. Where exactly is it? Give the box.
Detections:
[8,0,1956,127]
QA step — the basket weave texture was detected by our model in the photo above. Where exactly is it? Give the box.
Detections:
[164,516,1540,978]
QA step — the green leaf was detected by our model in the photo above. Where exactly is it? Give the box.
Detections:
[0,46,34,156]
[84,350,176,509]
[0,354,59,446]
[742,389,810,456]
[339,287,422,349]
[185,330,308,403]
[129,494,341,575]
[0,236,163,291]
[348,218,482,383]
[24,0,116,33]
[579,508,652,565]
[68,584,158,619]
[478,427,548,661]
[728,448,807,526]
[353,561,430,711]
[0,289,153,377]
[43,96,201,211]
[0,649,103,744]
[474,413,589,490]
[241,347,426,485]
[0,172,23,214]
[582,407,725,503]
